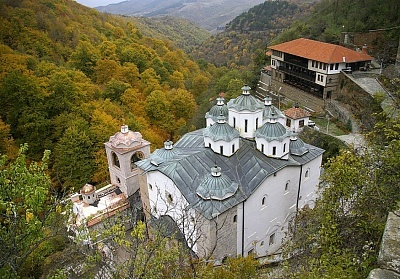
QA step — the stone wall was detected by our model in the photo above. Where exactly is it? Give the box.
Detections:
[367,208,400,279]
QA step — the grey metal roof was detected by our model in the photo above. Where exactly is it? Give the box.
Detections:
[263,104,285,120]
[137,129,324,219]
[205,101,229,122]
[203,117,240,142]
[289,137,309,156]
[196,165,238,201]
[255,121,290,142]
[227,93,264,112]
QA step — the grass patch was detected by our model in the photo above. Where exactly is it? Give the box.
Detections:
[312,117,348,136]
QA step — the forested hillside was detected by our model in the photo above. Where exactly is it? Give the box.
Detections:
[190,1,313,69]
[0,0,221,192]
[129,16,210,53]
[274,0,400,60]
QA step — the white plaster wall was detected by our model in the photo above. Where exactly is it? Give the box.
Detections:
[146,171,198,253]
[204,138,239,157]
[255,137,290,159]
[298,154,323,209]
[228,109,263,139]
[242,166,302,257]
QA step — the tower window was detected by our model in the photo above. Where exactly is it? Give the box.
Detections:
[272,146,276,155]
[131,151,144,170]
[233,117,236,128]
[283,143,286,153]
[112,152,120,168]
[256,118,259,129]
[261,144,264,153]
[232,144,235,153]
[245,119,248,133]
[166,192,173,204]
[233,215,237,223]
[220,146,224,154]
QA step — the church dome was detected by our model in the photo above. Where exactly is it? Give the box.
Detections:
[203,114,240,142]
[108,125,144,149]
[196,165,238,201]
[206,97,229,122]
[263,95,285,120]
[153,140,180,160]
[81,183,96,195]
[289,133,309,156]
[227,85,264,112]
[255,116,290,142]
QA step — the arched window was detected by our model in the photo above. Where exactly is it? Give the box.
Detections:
[262,196,267,207]
[112,152,120,168]
[131,151,144,170]
[285,181,290,192]
[305,168,310,178]
[233,215,237,223]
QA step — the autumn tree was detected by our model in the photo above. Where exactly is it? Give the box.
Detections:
[0,145,66,278]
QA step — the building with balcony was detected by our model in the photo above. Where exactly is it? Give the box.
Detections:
[269,38,372,99]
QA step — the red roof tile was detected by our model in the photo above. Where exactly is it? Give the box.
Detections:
[284,107,311,120]
[269,38,372,63]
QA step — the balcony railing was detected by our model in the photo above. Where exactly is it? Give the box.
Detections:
[278,66,314,82]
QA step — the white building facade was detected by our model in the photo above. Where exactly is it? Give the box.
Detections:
[136,85,324,260]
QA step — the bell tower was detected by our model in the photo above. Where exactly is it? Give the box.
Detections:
[104,125,151,197]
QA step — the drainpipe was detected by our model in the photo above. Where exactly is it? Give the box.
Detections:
[296,165,303,211]
[241,201,245,256]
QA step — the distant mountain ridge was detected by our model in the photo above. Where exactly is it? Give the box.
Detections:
[96,0,265,31]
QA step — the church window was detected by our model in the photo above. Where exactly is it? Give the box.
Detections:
[149,184,153,190]
[285,181,290,192]
[262,196,267,207]
[269,233,275,245]
[233,215,237,223]
[233,117,236,128]
[261,144,264,153]
[131,151,144,170]
[272,146,276,155]
[283,143,286,153]
[220,146,224,154]
[116,177,121,184]
[305,168,310,178]
[260,241,264,247]
[112,152,120,168]
[209,143,211,148]
[244,119,248,133]
[256,118,259,129]
[232,144,235,153]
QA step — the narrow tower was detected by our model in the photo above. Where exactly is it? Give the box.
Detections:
[104,125,151,197]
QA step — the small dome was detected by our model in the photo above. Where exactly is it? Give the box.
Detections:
[227,85,264,112]
[203,118,240,142]
[207,104,229,120]
[108,125,143,149]
[196,165,238,201]
[153,140,180,160]
[255,120,290,142]
[289,134,309,156]
[81,183,96,195]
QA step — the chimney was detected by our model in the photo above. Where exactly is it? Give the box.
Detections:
[362,44,367,54]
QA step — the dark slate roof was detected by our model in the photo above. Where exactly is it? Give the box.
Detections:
[227,93,264,112]
[137,129,324,219]
[206,98,229,122]
[289,137,309,156]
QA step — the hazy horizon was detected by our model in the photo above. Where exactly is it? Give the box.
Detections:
[74,0,125,8]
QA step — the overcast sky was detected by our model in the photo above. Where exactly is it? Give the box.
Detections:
[74,0,125,8]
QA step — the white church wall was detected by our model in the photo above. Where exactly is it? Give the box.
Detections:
[229,110,263,139]
[298,154,323,209]
[243,166,301,257]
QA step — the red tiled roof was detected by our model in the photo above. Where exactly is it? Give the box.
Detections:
[269,38,372,63]
[284,107,311,120]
